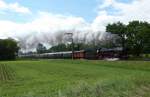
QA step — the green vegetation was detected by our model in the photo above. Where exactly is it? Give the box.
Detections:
[106,21,150,56]
[0,38,19,60]
[0,60,150,97]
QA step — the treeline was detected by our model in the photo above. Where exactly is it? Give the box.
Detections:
[36,37,118,54]
[107,20,150,56]
[36,43,94,53]
[1,20,149,60]
[36,20,150,57]
[0,38,19,60]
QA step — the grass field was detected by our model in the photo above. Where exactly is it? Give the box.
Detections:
[0,60,150,97]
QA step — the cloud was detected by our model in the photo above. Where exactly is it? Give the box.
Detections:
[93,0,150,31]
[0,0,31,14]
[0,12,88,37]
[0,12,92,50]
[30,12,89,32]
[99,0,115,9]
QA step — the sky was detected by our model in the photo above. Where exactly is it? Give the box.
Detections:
[0,0,150,50]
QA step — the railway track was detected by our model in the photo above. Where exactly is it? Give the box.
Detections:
[0,64,15,81]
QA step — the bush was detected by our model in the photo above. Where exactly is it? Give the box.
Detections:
[0,38,19,60]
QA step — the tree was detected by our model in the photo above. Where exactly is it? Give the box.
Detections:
[48,43,67,52]
[106,22,127,51]
[36,43,47,54]
[106,21,150,56]
[0,38,19,60]
[127,21,150,56]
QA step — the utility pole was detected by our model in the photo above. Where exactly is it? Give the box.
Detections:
[65,33,74,60]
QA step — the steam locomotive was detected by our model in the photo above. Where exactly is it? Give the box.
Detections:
[19,47,127,60]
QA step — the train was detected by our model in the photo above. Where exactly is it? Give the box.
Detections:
[19,47,127,60]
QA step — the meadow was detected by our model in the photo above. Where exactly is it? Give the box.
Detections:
[0,59,150,97]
